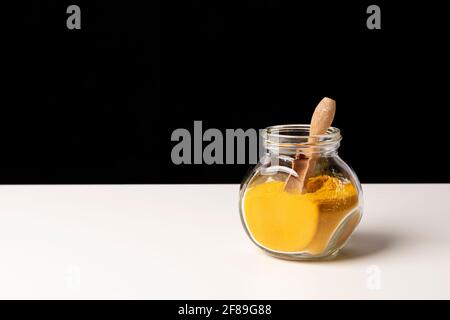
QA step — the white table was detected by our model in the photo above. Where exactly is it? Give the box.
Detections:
[0,184,449,299]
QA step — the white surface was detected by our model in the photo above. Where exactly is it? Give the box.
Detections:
[0,184,449,299]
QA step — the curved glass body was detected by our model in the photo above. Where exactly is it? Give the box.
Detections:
[239,125,363,260]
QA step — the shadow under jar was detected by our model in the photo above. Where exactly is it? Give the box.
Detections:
[239,125,363,261]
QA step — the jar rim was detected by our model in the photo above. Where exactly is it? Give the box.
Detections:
[261,124,341,152]
[263,124,340,140]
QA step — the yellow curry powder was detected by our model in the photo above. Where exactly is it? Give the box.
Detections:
[243,175,359,254]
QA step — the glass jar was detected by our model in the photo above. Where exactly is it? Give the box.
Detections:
[239,124,363,260]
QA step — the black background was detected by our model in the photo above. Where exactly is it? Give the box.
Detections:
[3,1,449,184]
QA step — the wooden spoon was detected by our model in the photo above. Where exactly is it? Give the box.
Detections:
[284,97,336,194]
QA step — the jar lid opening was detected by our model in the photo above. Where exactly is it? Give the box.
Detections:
[262,124,341,151]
